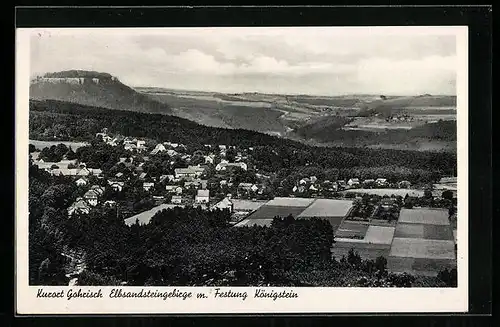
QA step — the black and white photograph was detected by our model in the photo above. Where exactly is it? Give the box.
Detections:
[16,25,469,314]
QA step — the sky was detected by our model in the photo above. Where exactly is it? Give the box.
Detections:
[29,27,460,96]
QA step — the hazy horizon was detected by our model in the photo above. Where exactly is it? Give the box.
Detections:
[29,27,459,96]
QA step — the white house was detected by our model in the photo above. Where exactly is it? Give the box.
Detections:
[375,178,388,187]
[83,190,99,207]
[150,143,166,155]
[212,197,233,212]
[347,178,360,188]
[75,177,88,187]
[216,162,247,171]
[204,155,215,164]
[143,182,155,191]
[195,189,210,204]
[67,199,91,217]
[171,195,183,204]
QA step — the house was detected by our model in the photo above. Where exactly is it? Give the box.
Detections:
[212,197,233,213]
[166,149,179,157]
[150,143,166,155]
[136,140,147,151]
[195,189,210,204]
[398,180,412,188]
[90,185,105,195]
[347,178,360,188]
[83,190,100,206]
[310,176,318,183]
[215,162,247,171]
[175,186,183,194]
[139,172,148,180]
[218,145,227,151]
[309,184,319,191]
[143,182,155,191]
[104,200,116,207]
[171,195,183,204]
[175,168,197,179]
[188,165,206,176]
[115,172,124,179]
[337,180,347,189]
[165,185,177,193]
[108,180,125,192]
[375,178,388,187]
[124,143,137,151]
[299,178,310,185]
[67,199,91,217]
[380,198,397,209]
[204,155,215,164]
[75,177,88,187]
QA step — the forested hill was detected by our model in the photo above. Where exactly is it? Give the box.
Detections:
[30,70,172,115]
[29,99,456,174]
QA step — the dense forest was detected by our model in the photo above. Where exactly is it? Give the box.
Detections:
[29,162,454,287]
[30,100,456,184]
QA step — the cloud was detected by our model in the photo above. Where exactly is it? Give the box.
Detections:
[29,28,459,95]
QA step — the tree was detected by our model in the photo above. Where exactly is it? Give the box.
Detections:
[442,190,454,201]
[29,144,37,153]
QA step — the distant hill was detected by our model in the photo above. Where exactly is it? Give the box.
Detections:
[358,95,456,117]
[30,70,172,115]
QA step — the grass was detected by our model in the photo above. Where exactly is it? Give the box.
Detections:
[297,199,353,218]
[363,226,396,245]
[423,225,454,241]
[394,223,425,239]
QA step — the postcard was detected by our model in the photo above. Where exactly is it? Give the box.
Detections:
[16,26,468,314]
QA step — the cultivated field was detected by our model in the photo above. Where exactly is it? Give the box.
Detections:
[335,221,369,239]
[124,204,185,226]
[398,208,449,225]
[247,205,308,220]
[363,226,396,245]
[389,237,456,260]
[265,197,315,207]
[387,256,456,277]
[297,199,353,217]
[331,242,391,261]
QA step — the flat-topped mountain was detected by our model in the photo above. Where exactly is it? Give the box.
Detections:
[30,70,171,114]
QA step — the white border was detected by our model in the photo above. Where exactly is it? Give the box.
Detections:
[15,26,469,314]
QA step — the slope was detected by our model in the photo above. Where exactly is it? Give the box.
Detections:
[30,70,171,115]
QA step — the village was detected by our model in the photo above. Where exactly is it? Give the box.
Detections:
[29,128,457,277]
[29,128,457,224]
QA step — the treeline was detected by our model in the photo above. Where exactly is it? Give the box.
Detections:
[29,100,456,181]
[295,120,457,144]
